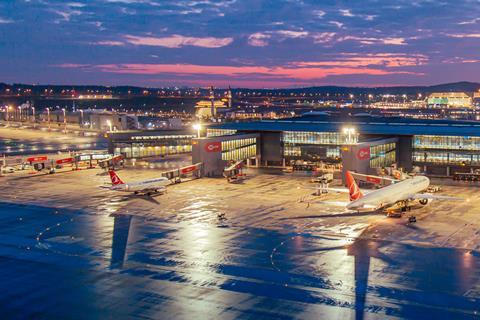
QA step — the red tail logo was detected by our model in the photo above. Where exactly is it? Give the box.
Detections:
[346,171,363,201]
[109,170,124,185]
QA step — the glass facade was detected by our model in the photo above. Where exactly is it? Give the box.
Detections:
[413,135,480,150]
[281,131,348,161]
[369,142,396,168]
[221,138,257,161]
[412,151,480,165]
[113,134,194,158]
[207,129,237,137]
[413,135,480,165]
[115,144,191,158]
[282,131,358,145]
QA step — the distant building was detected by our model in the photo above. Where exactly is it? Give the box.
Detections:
[38,109,139,131]
[88,111,139,131]
[195,100,227,119]
[226,110,278,120]
[140,117,183,130]
[369,100,426,109]
[427,92,473,108]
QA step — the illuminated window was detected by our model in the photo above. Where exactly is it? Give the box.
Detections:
[207,129,237,137]
[221,138,257,161]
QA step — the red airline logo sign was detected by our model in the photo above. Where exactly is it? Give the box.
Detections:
[204,141,222,153]
[356,147,370,160]
[56,157,74,165]
[27,156,48,163]
[366,176,381,184]
[180,165,197,174]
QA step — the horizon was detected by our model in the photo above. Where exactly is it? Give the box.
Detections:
[1,1,480,88]
[1,80,480,91]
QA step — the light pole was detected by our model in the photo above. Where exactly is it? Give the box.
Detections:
[32,106,36,128]
[17,106,22,122]
[193,123,201,138]
[343,127,356,144]
[6,106,10,126]
[62,108,67,133]
[46,107,51,130]
[106,119,112,132]
[79,109,84,128]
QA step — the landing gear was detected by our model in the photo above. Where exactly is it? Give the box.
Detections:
[408,216,417,223]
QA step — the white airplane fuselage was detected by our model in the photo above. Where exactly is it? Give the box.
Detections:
[111,177,170,192]
[347,176,430,210]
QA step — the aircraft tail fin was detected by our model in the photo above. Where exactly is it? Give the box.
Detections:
[346,171,363,201]
[108,170,125,185]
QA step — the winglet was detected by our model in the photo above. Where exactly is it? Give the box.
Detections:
[346,171,363,201]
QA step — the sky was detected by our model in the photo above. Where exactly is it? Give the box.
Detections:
[0,0,480,88]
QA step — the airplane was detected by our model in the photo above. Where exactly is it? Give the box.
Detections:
[316,171,461,216]
[104,170,170,196]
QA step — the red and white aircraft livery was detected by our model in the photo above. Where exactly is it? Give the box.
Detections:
[106,170,170,195]
[343,171,460,211]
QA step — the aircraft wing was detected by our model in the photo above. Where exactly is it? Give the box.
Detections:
[350,172,399,185]
[324,187,350,193]
[410,193,463,201]
[299,184,349,193]
[299,185,374,195]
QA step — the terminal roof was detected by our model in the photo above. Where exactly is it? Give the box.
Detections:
[211,114,480,137]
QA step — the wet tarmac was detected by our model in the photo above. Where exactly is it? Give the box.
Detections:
[0,199,479,319]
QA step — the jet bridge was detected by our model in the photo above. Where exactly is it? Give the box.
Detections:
[223,160,246,183]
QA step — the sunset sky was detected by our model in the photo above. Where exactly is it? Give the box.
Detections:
[1,0,480,88]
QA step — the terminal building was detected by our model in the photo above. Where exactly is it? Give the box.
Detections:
[427,92,473,108]
[107,129,196,158]
[193,113,480,177]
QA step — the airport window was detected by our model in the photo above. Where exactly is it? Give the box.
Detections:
[221,138,257,161]
[413,135,480,151]
[282,131,354,145]
[222,144,257,161]
[284,146,302,157]
[207,129,237,137]
[283,145,340,161]
[413,151,480,165]
[221,138,256,152]
[114,144,192,158]
[369,143,396,168]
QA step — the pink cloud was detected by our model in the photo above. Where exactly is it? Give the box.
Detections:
[247,33,271,47]
[295,53,428,68]
[446,33,480,38]
[66,63,420,80]
[56,63,90,68]
[124,34,233,48]
[338,36,407,45]
[312,32,336,44]
[276,30,309,38]
[92,40,125,46]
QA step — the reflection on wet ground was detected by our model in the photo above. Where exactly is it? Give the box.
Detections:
[0,202,478,319]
